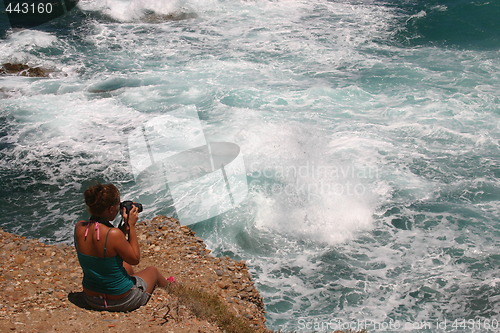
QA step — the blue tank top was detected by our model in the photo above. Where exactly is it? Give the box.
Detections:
[77,252,134,295]
[75,224,134,295]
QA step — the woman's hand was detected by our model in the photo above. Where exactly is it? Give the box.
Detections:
[113,205,141,264]
[122,206,139,228]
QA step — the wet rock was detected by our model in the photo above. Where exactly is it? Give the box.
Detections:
[0,63,50,77]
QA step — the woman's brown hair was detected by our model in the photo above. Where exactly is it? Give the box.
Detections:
[84,183,120,215]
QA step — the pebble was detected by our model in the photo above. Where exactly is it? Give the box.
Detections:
[14,255,26,264]
[217,282,229,289]
[3,243,16,250]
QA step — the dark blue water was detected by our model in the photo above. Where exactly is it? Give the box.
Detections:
[383,0,500,49]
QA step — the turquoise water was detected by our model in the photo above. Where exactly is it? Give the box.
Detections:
[0,0,498,331]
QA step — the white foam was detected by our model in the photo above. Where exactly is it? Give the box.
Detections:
[0,29,57,64]
[205,106,387,245]
[81,0,196,22]
[253,191,375,244]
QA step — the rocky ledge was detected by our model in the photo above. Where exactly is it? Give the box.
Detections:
[0,216,271,332]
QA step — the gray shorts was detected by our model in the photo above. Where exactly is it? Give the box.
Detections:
[83,276,151,312]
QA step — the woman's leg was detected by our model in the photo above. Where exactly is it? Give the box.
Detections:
[134,266,168,294]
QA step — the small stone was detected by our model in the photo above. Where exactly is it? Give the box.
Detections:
[214,269,224,277]
[217,282,229,289]
[14,255,26,264]
[19,244,29,251]
[3,243,16,250]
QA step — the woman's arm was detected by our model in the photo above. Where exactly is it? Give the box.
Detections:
[111,206,141,265]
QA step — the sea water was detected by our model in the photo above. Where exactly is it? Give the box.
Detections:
[0,0,498,331]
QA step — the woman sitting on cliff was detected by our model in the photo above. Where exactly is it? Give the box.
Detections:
[74,183,171,311]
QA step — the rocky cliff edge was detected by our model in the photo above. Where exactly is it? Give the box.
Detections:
[0,216,270,332]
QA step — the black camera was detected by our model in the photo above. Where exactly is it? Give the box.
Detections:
[120,200,143,215]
